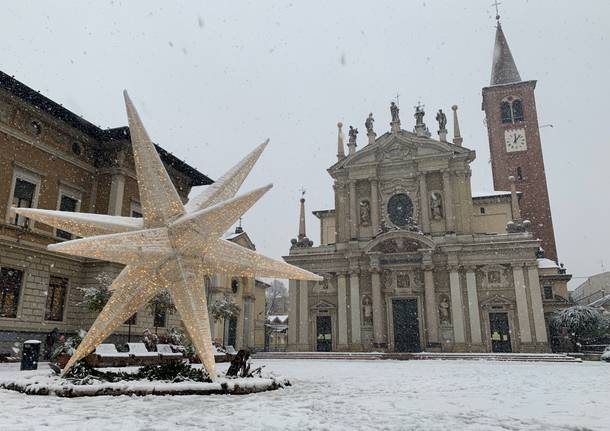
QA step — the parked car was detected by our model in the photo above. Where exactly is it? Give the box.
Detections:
[601,347,610,363]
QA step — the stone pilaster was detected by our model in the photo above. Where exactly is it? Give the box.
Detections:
[527,263,548,344]
[423,266,439,346]
[369,179,379,235]
[370,269,385,347]
[465,268,482,345]
[442,171,455,233]
[349,270,361,346]
[298,280,309,348]
[418,173,430,234]
[336,273,349,349]
[512,264,533,343]
[108,173,125,216]
[288,279,298,348]
[349,181,358,239]
[449,266,465,344]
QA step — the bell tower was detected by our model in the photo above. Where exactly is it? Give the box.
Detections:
[482,18,558,261]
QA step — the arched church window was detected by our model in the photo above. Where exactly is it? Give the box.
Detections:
[512,99,524,122]
[516,167,523,180]
[500,102,512,123]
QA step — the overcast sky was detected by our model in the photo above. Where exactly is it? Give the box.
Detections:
[2,1,609,288]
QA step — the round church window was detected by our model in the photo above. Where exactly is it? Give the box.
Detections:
[387,193,413,227]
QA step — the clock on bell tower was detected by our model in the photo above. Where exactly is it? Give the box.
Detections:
[482,20,558,262]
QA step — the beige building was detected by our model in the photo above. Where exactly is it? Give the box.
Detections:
[0,71,266,355]
[572,272,610,306]
[284,22,571,354]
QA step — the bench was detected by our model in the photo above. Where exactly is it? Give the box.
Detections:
[157,344,183,359]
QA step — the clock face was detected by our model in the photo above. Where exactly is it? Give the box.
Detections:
[387,193,413,227]
[504,128,527,152]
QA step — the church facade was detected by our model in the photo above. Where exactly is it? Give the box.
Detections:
[284,21,570,354]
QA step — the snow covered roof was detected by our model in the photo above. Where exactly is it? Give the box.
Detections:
[589,294,610,308]
[538,258,559,269]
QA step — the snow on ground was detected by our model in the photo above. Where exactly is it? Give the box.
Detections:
[0,359,607,431]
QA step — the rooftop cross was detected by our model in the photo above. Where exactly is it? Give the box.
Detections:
[492,0,501,21]
[395,91,401,107]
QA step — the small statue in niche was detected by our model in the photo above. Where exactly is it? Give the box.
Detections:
[430,191,443,220]
[390,101,400,123]
[362,296,373,325]
[359,200,371,226]
[365,113,375,134]
[438,295,451,324]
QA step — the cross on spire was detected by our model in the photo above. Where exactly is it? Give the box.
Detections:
[395,91,401,107]
[299,187,306,198]
[492,0,501,21]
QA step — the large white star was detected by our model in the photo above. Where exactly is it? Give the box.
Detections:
[13,92,321,378]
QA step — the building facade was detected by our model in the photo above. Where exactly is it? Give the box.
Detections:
[0,72,266,355]
[284,21,570,354]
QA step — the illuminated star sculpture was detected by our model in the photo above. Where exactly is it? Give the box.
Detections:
[13,92,321,378]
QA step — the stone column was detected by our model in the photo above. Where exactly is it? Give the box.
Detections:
[418,173,430,234]
[371,269,385,347]
[370,179,379,235]
[527,263,548,343]
[349,181,358,239]
[337,273,349,349]
[108,173,125,216]
[298,280,309,348]
[442,171,455,233]
[288,279,298,348]
[449,267,465,344]
[512,265,533,343]
[423,267,439,345]
[349,270,361,346]
[465,268,482,345]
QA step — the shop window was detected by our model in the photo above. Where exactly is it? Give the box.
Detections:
[45,276,67,321]
[0,267,23,318]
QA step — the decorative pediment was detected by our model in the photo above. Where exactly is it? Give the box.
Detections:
[328,130,472,174]
[310,299,336,311]
[480,294,515,310]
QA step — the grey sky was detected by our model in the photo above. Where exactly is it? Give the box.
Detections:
[2,0,608,288]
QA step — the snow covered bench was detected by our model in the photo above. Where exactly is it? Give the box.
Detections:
[157,344,183,360]
[92,344,132,367]
[127,343,161,364]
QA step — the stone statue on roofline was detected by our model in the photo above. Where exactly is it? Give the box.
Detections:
[365,113,375,134]
[348,126,358,144]
[435,109,447,131]
[390,102,400,123]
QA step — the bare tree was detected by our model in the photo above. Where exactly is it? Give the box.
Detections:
[266,279,288,315]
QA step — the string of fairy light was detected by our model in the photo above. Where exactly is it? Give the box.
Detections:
[13,92,321,379]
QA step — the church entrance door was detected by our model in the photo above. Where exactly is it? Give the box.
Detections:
[489,312,512,353]
[392,299,421,352]
[316,315,332,352]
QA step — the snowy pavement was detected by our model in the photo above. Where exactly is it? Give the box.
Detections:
[0,359,607,431]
